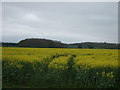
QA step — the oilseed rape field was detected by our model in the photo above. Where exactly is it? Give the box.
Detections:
[2,47,120,88]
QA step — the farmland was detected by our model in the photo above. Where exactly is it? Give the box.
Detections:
[2,47,120,88]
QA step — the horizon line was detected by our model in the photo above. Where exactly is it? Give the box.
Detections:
[1,38,119,44]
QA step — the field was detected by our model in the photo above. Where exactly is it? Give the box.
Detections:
[2,47,120,88]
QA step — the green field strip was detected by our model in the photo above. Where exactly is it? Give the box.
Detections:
[65,55,77,87]
[67,54,76,71]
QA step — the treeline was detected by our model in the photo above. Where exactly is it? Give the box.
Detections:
[69,42,119,49]
[1,42,18,47]
[1,38,120,49]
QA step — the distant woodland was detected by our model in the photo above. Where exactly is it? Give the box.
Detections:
[1,38,120,49]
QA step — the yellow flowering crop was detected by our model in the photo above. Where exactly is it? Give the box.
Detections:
[2,47,119,88]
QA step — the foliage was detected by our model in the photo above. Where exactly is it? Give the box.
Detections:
[2,38,119,49]
[2,47,120,88]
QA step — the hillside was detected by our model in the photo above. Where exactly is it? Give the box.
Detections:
[2,38,119,49]
[18,38,67,48]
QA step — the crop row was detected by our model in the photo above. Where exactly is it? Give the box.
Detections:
[2,47,120,88]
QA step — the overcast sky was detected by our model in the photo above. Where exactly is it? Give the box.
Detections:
[2,2,118,43]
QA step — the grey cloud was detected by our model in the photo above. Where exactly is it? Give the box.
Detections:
[2,2,118,43]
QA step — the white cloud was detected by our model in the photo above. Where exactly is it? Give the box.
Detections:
[24,13,39,21]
